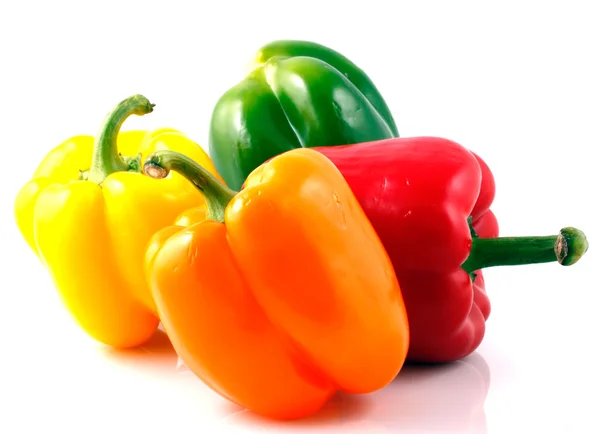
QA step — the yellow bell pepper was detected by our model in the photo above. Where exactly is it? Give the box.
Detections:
[14,94,222,348]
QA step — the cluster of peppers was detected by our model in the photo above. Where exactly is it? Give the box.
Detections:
[15,40,589,420]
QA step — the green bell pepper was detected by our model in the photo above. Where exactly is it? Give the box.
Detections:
[208,40,399,190]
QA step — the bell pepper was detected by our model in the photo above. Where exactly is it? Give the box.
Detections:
[142,147,410,420]
[313,136,589,363]
[13,94,223,348]
[208,39,399,190]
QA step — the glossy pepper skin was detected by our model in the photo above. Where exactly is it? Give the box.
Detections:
[314,137,589,363]
[13,95,222,348]
[143,147,410,420]
[208,39,399,190]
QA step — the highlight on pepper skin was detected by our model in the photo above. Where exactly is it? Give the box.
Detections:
[13,94,223,349]
[142,147,411,420]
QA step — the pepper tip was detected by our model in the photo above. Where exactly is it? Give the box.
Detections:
[555,227,589,266]
[144,161,169,179]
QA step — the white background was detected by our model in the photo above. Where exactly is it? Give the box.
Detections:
[1,1,598,433]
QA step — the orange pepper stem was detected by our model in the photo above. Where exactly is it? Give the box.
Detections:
[87,95,155,185]
[144,150,237,223]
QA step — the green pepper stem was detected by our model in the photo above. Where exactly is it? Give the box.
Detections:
[87,95,155,184]
[144,150,237,223]
[462,226,589,273]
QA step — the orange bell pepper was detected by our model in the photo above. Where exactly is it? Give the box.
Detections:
[143,147,410,420]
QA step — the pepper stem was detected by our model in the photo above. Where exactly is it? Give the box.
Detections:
[144,150,237,223]
[87,95,155,184]
[462,226,589,273]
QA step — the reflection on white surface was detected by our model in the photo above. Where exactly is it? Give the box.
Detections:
[377,353,489,433]
[220,353,490,433]
[99,327,181,373]
[98,327,489,433]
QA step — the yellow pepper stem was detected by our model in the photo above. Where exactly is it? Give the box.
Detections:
[144,150,237,223]
[87,94,155,184]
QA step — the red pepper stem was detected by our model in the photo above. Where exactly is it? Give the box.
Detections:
[87,95,155,185]
[461,226,588,273]
[144,150,237,223]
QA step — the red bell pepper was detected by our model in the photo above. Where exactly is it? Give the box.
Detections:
[315,136,588,363]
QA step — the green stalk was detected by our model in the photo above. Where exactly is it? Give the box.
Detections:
[462,226,588,273]
[87,94,154,184]
[143,150,237,222]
